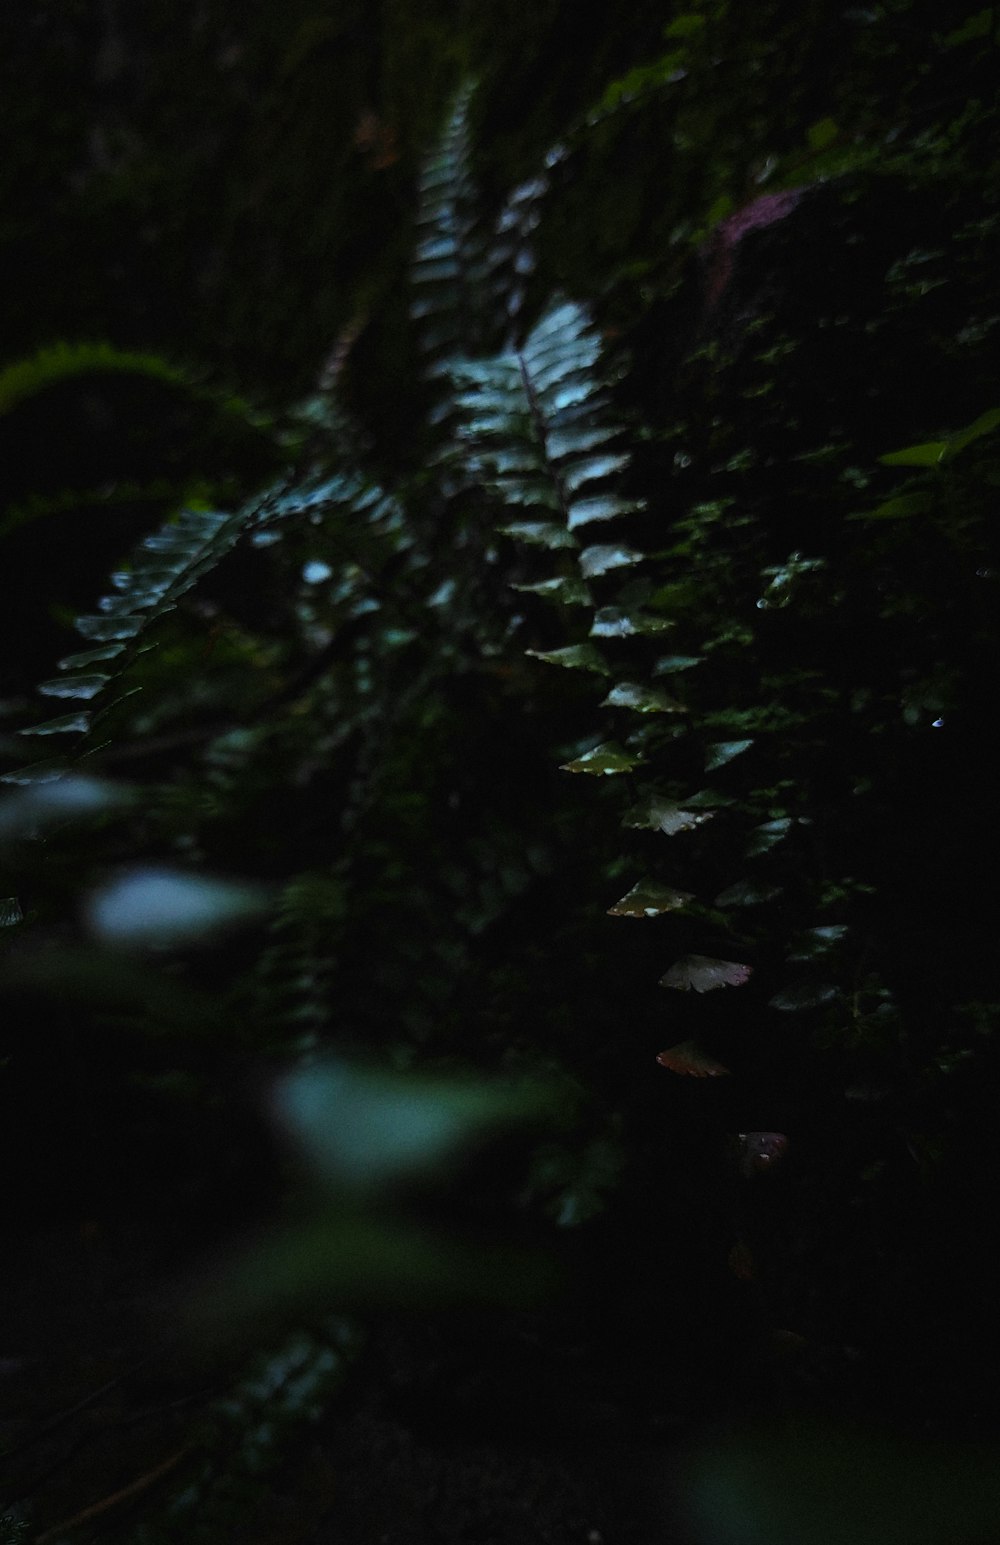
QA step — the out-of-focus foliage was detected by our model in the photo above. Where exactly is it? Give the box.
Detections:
[2,1,1000,1537]
[681,1421,1000,1545]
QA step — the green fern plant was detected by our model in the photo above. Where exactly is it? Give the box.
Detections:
[2,62,999,1454]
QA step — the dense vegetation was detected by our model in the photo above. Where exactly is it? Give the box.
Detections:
[2,4,999,1540]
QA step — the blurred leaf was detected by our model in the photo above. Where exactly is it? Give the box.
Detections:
[769,981,839,1010]
[0,775,133,839]
[715,879,783,907]
[940,405,1000,462]
[664,13,706,39]
[788,924,849,959]
[58,642,129,669]
[943,8,994,47]
[878,440,948,467]
[681,1421,1000,1545]
[657,1041,731,1077]
[185,1208,558,1338]
[37,672,112,700]
[590,607,673,638]
[16,711,92,737]
[579,543,644,578]
[0,942,218,1030]
[84,867,271,949]
[499,520,578,548]
[601,681,686,712]
[705,739,754,769]
[624,797,715,834]
[271,1058,552,1193]
[526,642,611,674]
[745,816,809,854]
[806,117,839,150]
[852,491,933,521]
[608,879,694,916]
[877,403,1000,473]
[523,1119,625,1227]
[655,653,705,672]
[567,493,639,530]
[560,741,643,775]
[660,955,752,992]
[0,756,73,786]
[513,576,592,604]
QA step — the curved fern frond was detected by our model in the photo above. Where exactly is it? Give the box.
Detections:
[411,82,498,377]
[0,341,199,417]
[0,341,267,462]
[2,447,414,784]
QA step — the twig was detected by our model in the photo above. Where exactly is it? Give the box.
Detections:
[33,1448,190,1544]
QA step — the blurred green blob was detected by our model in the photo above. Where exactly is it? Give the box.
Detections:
[84,866,271,949]
[680,1422,1000,1545]
[0,774,133,838]
[0,942,219,1033]
[272,1058,554,1193]
[186,1210,557,1340]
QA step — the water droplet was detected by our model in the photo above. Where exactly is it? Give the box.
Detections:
[756,598,769,609]
[932,718,945,728]
[302,559,333,584]
[673,452,692,469]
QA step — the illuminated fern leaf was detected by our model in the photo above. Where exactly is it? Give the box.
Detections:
[450,300,637,542]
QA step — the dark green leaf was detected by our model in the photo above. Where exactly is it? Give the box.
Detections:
[601,681,686,712]
[560,741,644,775]
[590,607,672,638]
[579,544,644,578]
[608,879,694,916]
[527,643,611,674]
[705,739,754,769]
[624,797,715,835]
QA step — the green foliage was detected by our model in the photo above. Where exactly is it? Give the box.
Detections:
[2,11,1000,1533]
[0,342,263,431]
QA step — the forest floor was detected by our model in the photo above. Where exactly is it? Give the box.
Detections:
[1,1220,697,1544]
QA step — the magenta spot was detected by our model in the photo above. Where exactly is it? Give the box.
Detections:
[701,187,808,314]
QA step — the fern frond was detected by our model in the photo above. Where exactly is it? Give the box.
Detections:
[450,299,638,544]
[490,144,566,328]
[3,502,253,782]
[0,340,267,458]
[411,82,505,377]
[0,341,197,417]
[2,407,431,786]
